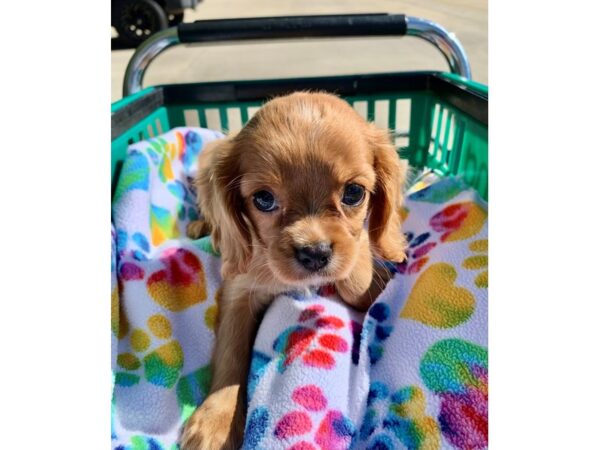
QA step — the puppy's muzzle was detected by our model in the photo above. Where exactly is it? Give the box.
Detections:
[294,242,332,272]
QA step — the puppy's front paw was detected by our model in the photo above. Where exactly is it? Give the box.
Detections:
[180,386,244,450]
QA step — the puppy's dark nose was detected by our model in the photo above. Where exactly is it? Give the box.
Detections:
[294,243,332,272]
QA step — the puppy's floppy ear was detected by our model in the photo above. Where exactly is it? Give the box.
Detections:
[367,124,408,262]
[197,138,252,279]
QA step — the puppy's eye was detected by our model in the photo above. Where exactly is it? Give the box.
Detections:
[342,183,366,206]
[253,190,278,212]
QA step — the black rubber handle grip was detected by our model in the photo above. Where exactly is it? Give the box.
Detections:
[178,14,407,43]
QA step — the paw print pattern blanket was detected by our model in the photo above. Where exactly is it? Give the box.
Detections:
[111,127,488,450]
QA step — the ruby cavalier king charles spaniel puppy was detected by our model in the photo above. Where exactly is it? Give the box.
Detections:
[182,92,408,450]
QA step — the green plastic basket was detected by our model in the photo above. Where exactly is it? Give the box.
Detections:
[111,71,488,199]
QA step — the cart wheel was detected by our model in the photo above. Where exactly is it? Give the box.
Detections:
[115,0,168,47]
[168,12,185,26]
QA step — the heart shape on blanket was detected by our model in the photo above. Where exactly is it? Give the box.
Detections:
[147,248,207,311]
[420,339,488,450]
[430,201,486,242]
[401,263,475,328]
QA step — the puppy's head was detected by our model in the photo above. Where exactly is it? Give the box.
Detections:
[209,92,407,285]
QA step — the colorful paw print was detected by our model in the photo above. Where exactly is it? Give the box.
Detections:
[167,179,200,223]
[248,350,272,401]
[420,339,488,450]
[273,385,355,450]
[348,292,394,367]
[182,130,204,172]
[399,205,410,223]
[112,227,122,369]
[113,149,150,205]
[408,176,465,204]
[396,231,437,275]
[350,320,362,365]
[119,261,145,281]
[463,239,488,288]
[400,263,475,329]
[150,203,180,246]
[364,303,394,366]
[273,305,349,372]
[114,435,174,450]
[146,129,203,180]
[202,286,220,332]
[176,364,212,422]
[115,314,184,389]
[192,235,220,257]
[146,133,183,184]
[204,304,218,331]
[112,226,118,272]
[359,382,440,450]
[429,201,486,243]
[146,130,198,175]
[116,228,151,261]
[144,132,202,245]
[112,282,120,338]
[243,406,271,450]
[147,247,207,312]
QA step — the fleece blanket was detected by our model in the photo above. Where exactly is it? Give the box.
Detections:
[111,127,488,450]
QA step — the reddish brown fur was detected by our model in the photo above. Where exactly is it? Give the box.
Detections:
[181,92,407,449]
